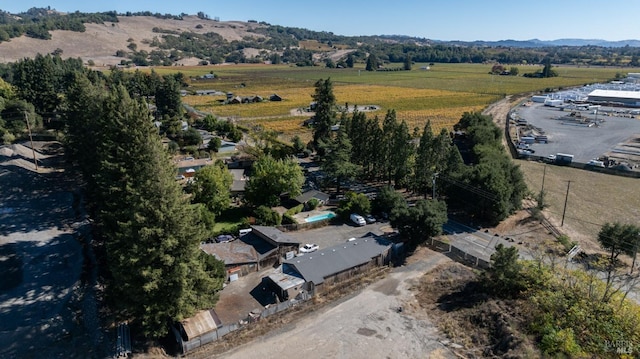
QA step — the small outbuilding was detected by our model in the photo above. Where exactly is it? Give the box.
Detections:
[200,241,259,280]
[173,309,222,353]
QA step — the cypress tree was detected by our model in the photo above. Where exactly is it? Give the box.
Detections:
[97,85,219,337]
[311,78,336,148]
[63,80,223,338]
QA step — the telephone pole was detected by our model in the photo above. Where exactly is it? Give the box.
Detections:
[561,180,571,226]
[541,165,547,193]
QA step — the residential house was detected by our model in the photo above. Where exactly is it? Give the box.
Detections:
[293,189,330,209]
[229,168,247,196]
[268,237,391,296]
[251,225,300,261]
[228,96,243,104]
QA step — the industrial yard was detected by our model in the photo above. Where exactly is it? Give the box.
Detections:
[510,79,640,171]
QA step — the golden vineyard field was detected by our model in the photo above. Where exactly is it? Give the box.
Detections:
[154,62,640,141]
[183,84,495,135]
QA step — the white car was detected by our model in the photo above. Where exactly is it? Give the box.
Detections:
[300,243,319,253]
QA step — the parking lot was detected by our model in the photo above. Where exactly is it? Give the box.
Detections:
[286,220,393,250]
[514,103,640,163]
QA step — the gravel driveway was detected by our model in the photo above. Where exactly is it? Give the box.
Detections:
[216,249,457,359]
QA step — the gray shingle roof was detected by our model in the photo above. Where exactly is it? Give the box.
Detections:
[200,242,258,265]
[252,225,300,245]
[284,237,391,285]
[294,189,330,204]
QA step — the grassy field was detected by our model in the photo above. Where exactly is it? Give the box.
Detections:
[518,160,640,244]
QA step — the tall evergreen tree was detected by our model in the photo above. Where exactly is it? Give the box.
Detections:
[311,78,336,148]
[99,85,220,338]
[155,74,184,121]
[403,53,412,71]
[320,129,360,194]
[391,119,413,188]
[381,110,398,184]
[12,54,59,115]
[414,121,436,197]
[64,80,223,338]
[365,53,378,71]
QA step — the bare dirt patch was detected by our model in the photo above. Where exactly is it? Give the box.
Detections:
[412,262,539,358]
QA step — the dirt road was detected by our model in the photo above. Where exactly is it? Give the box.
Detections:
[0,142,109,358]
[214,249,457,359]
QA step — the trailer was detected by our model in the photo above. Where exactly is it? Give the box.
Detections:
[555,153,574,165]
[521,136,536,144]
[544,99,564,107]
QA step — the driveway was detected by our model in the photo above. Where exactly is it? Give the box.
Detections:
[287,220,392,250]
[215,268,277,325]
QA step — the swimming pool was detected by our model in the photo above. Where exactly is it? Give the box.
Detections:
[304,211,337,223]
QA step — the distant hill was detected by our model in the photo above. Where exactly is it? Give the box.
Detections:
[0,8,638,67]
[0,12,266,66]
[445,38,640,48]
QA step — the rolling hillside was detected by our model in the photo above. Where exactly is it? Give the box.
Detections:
[0,15,265,66]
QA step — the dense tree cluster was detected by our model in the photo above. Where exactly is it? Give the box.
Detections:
[450,112,527,224]
[244,155,304,207]
[62,73,225,338]
[0,8,118,42]
[311,78,524,227]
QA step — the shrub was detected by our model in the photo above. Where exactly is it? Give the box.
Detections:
[307,198,320,210]
[285,204,304,216]
[254,205,281,226]
[281,213,296,224]
[557,235,575,252]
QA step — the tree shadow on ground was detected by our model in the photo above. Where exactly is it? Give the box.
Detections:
[437,281,489,312]
[0,163,78,236]
[0,233,84,358]
[250,279,278,307]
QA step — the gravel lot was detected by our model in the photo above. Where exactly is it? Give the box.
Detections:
[286,220,392,250]
[515,103,640,162]
[217,248,457,359]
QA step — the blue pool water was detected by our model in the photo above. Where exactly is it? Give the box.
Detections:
[304,211,336,223]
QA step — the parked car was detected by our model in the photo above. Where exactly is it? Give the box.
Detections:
[299,243,319,253]
[350,213,366,226]
[364,214,376,224]
[215,234,235,243]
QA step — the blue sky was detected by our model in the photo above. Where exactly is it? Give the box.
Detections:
[2,1,638,41]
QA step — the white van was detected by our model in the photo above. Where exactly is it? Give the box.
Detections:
[350,213,366,226]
